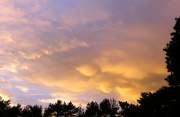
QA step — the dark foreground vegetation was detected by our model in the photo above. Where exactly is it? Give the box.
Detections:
[1,18,180,117]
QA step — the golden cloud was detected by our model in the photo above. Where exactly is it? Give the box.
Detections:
[98,82,112,94]
[76,64,98,77]
[115,87,140,103]
[100,64,147,80]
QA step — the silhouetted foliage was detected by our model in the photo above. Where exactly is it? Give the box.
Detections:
[77,107,85,117]
[136,86,180,117]
[0,98,11,117]
[100,99,119,117]
[22,105,43,117]
[0,98,22,117]
[119,101,139,117]
[8,104,22,117]
[164,17,180,86]
[85,101,100,117]
[44,100,79,117]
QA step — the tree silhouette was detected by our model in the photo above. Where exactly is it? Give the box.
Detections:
[8,104,22,117]
[44,100,79,117]
[22,105,43,117]
[77,106,85,117]
[99,98,119,117]
[137,87,180,117]
[85,101,100,117]
[0,98,10,117]
[0,98,22,117]
[119,101,139,117]
[44,100,63,117]
[164,17,180,86]
[63,101,79,116]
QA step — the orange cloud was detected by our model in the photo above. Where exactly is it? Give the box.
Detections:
[100,64,147,80]
[76,64,98,77]
[98,82,112,94]
[115,87,140,103]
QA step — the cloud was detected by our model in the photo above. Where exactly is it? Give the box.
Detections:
[0,32,15,44]
[16,86,29,93]
[100,64,147,80]
[39,98,59,104]
[76,64,98,77]
[19,39,88,60]
[115,87,140,103]
[98,82,112,94]
[0,0,177,106]
[0,1,26,24]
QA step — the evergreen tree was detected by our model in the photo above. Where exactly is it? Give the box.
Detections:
[164,17,180,86]
[85,101,100,117]
[44,100,79,117]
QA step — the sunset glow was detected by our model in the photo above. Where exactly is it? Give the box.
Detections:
[0,0,180,106]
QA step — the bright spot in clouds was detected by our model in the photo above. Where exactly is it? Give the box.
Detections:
[76,65,98,77]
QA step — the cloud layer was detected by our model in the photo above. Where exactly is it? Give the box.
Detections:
[0,0,180,106]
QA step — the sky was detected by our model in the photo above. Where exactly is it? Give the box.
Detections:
[0,0,180,106]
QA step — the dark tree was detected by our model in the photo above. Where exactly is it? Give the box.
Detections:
[164,17,180,86]
[137,87,180,117]
[119,101,139,117]
[22,105,43,117]
[63,101,79,116]
[85,101,100,117]
[44,100,63,117]
[44,100,79,117]
[100,99,111,116]
[100,98,119,117]
[0,98,22,117]
[77,106,85,117]
[0,98,10,117]
[8,104,22,117]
